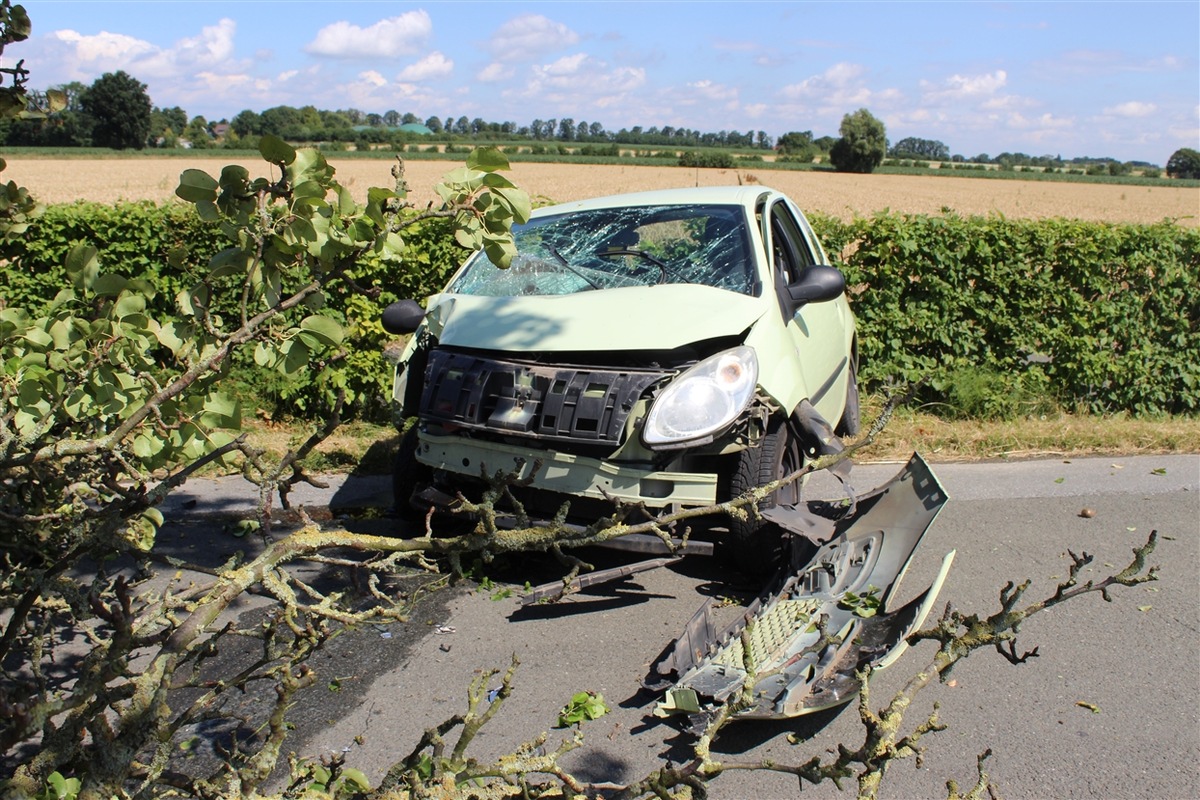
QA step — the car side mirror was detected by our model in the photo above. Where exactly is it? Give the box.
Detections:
[786,265,845,308]
[381,299,426,334]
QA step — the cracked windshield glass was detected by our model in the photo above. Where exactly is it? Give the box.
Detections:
[450,204,757,297]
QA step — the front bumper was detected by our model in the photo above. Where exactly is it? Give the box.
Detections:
[415,430,720,507]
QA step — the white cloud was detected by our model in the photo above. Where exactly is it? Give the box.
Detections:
[51,28,156,65]
[488,14,579,63]
[920,70,1008,104]
[508,54,645,114]
[679,80,739,112]
[784,62,864,95]
[1102,101,1157,118]
[397,52,453,82]
[360,70,388,88]
[541,53,588,76]
[305,11,432,59]
[173,18,237,65]
[476,62,514,83]
[779,62,881,109]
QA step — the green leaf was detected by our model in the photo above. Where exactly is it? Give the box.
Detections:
[340,768,372,791]
[92,274,129,297]
[556,690,609,727]
[176,169,219,203]
[466,147,510,172]
[259,134,297,166]
[65,244,100,292]
[45,90,68,114]
[280,338,311,376]
[299,315,344,347]
[201,393,241,428]
[218,164,250,194]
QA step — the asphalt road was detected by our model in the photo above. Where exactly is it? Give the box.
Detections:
[158,454,1200,799]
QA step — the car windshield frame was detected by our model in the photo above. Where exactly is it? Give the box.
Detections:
[448,203,759,298]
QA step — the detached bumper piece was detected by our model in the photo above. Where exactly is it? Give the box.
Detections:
[646,453,955,722]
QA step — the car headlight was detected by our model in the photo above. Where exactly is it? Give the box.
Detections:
[643,346,758,447]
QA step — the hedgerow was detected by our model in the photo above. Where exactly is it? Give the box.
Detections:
[811,211,1199,415]
[2,203,1195,418]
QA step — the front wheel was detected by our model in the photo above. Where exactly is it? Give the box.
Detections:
[392,425,433,528]
[724,419,803,574]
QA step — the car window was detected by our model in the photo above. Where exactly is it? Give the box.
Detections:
[766,201,816,285]
[449,204,758,297]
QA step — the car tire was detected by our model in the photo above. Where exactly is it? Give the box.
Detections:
[836,354,861,438]
[392,425,432,527]
[725,418,802,574]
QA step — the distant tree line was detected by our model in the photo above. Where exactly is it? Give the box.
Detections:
[1,72,1191,176]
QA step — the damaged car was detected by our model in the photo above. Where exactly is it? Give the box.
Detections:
[382,186,859,572]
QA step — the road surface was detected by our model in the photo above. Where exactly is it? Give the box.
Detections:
[157,454,1200,799]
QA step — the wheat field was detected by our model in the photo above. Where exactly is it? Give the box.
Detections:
[4,156,1197,226]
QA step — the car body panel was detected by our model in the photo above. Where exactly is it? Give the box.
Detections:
[420,284,767,354]
[416,430,720,506]
[647,453,955,720]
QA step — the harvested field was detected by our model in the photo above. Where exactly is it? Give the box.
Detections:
[4,156,1198,226]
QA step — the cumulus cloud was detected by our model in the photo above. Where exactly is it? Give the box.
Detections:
[1103,101,1157,118]
[507,52,644,113]
[488,14,579,63]
[476,62,515,83]
[305,11,432,59]
[780,62,867,101]
[777,62,901,117]
[397,52,453,81]
[359,70,388,88]
[52,29,156,65]
[920,70,1008,104]
[172,18,237,65]
[679,80,739,112]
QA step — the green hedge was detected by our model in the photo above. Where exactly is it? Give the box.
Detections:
[2,203,1196,419]
[1,201,467,420]
[811,212,1199,415]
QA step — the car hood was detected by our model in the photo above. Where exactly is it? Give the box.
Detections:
[423,285,768,353]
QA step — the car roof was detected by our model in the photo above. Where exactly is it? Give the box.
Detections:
[531,185,779,218]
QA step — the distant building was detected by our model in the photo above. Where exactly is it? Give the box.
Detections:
[398,123,433,136]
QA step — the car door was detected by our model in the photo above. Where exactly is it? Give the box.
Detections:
[760,195,852,423]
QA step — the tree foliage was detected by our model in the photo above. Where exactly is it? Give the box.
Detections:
[890,136,950,161]
[79,70,151,150]
[830,108,887,174]
[1166,147,1200,179]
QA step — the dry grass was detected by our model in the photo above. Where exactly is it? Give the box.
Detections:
[4,156,1198,226]
[236,408,1200,478]
[867,408,1200,464]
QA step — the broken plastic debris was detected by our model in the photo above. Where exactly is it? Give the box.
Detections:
[435,625,456,635]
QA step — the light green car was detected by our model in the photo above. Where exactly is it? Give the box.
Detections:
[383,186,858,572]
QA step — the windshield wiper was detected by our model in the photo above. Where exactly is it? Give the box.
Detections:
[595,248,668,284]
[547,244,602,290]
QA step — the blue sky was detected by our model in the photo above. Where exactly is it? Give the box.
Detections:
[13,1,1200,164]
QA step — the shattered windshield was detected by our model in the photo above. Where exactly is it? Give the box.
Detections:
[449,204,758,297]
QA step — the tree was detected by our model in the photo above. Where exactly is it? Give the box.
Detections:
[1165,147,1200,179]
[79,69,151,149]
[182,114,211,148]
[830,108,887,174]
[230,108,262,137]
[890,136,950,161]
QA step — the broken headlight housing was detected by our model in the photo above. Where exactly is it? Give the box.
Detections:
[642,345,758,448]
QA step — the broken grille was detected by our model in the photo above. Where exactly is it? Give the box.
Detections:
[419,349,670,445]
